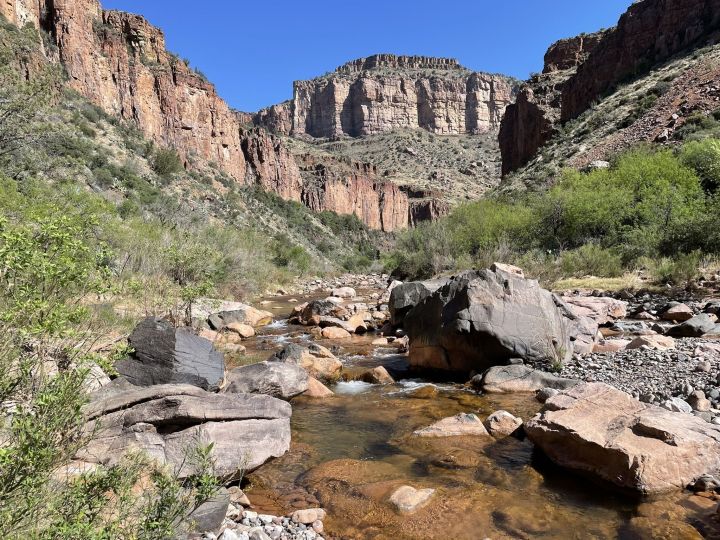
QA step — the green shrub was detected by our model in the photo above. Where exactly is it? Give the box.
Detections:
[643,251,702,286]
[152,147,184,178]
[680,138,720,192]
[559,244,623,278]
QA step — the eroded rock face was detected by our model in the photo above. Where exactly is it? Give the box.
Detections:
[79,382,291,477]
[404,270,581,372]
[525,382,720,493]
[256,55,516,138]
[117,317,225,391]
[501,0,720,175]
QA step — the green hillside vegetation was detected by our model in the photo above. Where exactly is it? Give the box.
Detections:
[386,141,720,287]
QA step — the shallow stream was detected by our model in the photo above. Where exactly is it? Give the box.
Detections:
[239,293,720,539]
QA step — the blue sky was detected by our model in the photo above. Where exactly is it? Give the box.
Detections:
[101,0,633,112]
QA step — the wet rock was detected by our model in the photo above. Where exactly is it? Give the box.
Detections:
[320,326,352,340]
[360,366,395,385]
[407,385,439,399]
[525,382,720,493]
[290,508,326,524]
[481,365,578,394]
[226,323,256,339]
[223,361,309,400]
[388,485,435,513]
[303,376,334,398]
[118,317,225,391]
[268,343,342,381]
[483,410,523,437]
[414,413,490,437]
[294,300,349,326]
[404,270,582,372]
[623,517,702,539]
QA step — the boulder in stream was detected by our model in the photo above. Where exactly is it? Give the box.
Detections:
[525,382,720,493]
[268,343,343,381]
[223,361,308,399]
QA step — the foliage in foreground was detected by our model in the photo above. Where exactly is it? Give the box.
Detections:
[387,144,720,285]
[0,179,219,539]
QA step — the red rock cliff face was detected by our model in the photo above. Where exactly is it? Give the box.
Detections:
[500,0,720,175]
[0,0,437,232]
[256,55,517,138]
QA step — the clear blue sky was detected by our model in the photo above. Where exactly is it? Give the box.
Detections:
[101,0,633,113]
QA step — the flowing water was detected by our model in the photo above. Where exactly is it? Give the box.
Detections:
[239,293,720,539]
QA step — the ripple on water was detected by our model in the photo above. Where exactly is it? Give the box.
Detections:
[333,380,375,395]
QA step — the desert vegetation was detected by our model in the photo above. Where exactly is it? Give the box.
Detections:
[386,142,720,286]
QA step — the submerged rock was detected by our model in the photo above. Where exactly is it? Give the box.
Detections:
[414,413,489,437]
[525,382,720,493]
[388,485,435,513]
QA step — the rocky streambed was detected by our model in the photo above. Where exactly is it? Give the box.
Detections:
[78,270,720,540]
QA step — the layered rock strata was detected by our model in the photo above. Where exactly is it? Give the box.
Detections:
[255,54,517,138]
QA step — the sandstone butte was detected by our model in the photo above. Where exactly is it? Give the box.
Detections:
[0,0,515,232]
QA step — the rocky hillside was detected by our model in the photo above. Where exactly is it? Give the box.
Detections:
[500,0,720,186]
[254,54,516,138]
[0,0,454,232]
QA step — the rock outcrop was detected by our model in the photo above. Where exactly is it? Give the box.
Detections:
[79,381,291,477]
[117,317,225,391]
[402,270,590,372]
[525,382,720,494]
[255,54,517,139]
[0,0,449,232]
[500,0,720,175]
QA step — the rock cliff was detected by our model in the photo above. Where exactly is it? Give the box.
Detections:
[500,0,720,176]
[255,54,517,138]
[0,0,448,231]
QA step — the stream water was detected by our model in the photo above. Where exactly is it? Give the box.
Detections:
[237,293,720,539]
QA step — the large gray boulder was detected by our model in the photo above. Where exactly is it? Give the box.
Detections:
[404,270,578,372]
[79,383,291,478]
[525,383,720,494]
[223,361,308,399]
[389,279,449,327]
[666,314,718,338]
[117,318,225,391]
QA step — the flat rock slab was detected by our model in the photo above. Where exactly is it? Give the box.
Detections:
[525,382,720,494]
[562,296,628,325]
[481,365,579,394]
[414,413,489,437]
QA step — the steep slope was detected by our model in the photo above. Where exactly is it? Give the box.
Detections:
[256,55,518,204]
[500,0,720,182]
[0,0,446,232]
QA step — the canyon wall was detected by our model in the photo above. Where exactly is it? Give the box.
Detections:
[500,0,720,176]
[0,0,449,231]
[255,54,517,138]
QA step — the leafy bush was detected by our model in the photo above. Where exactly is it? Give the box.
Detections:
[152,147,184,178]
[681,138,720,192]
[559,244,623,278]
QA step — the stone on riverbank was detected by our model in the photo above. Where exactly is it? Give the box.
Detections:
[321,326,352,339]
[388,279,448,327]
[223,361,308,399]
[660,303,695,322]
[667,314,718,338]
[403,270,587,372]
[414,413,490,437]
[118,317,225,391]
[192,298,273,329]
[360,366,395,385]
[303,376,334,398]
[562,296,628,325]
[79,382,291,478]
[525,382,720,493]
[626,335,676,351]
[478,365,579,394]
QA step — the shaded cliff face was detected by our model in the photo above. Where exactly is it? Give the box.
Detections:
[0,0,443,232]
[255,54,517,139]
[500,0,720,175]
[298,155,448,232]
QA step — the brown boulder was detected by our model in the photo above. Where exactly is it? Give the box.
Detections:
[268,343,343,381]
[562,296,628,325]
[525,383,720,493]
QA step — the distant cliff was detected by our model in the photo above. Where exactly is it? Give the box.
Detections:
[255,54,517,139]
